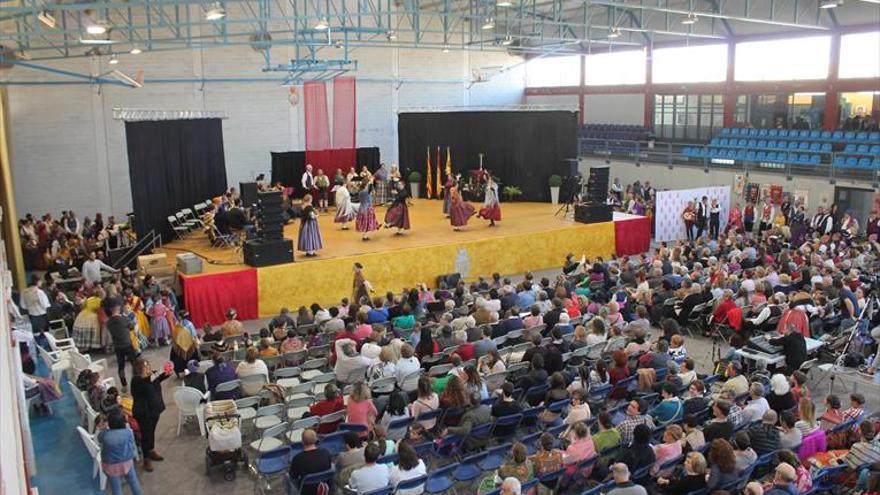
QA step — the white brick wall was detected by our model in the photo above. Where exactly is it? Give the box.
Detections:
[4,44,526,218]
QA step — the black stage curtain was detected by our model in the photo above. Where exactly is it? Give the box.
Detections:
[270,147,381,187]
[125,119,228,242]
[397,111,577,202]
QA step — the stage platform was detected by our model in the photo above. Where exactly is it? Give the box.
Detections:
[156,200,650,325]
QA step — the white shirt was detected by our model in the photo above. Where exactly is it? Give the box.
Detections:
[396,356,421,386]
[82,259,115,284]
[742,397,770,424]
[301,171,315,190]
[390,460,427,495]
[20,286,50,316]
[349,463,391,494]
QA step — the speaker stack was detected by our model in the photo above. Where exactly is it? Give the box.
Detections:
[244,190,294,267]
[239,181,259,206]
[574,165,613,224]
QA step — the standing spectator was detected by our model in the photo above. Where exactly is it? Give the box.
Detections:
[106,299,137,388]
[130,358,170,472]
[96,409,144,495]
[82,250,118,284]
[20,276,51,336]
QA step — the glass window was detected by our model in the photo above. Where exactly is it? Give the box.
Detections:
[653,93,723,140]
[839,32,880,79]
[652,44,728,83]
[735,36,831,81]
[525,55,581,87]
[584,49,646,85]
[839,91,879,126]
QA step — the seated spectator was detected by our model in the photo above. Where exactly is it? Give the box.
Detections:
[379,391,411,439]
[843,421,880,469]
[409,376,439,430]
[714,361,748,400]
[819,394,845,431]
[491,382,522,436]
[183,360,206,394]
[682,414,706,453]
[608,350,632,400]
[742,382,770,424]
[706,439,739,490]
[310,383,345,433]
[668,334,687,359]
[607,462,647,495]
[618,399,656,446]
[205,352,238,400]
[288,429,332,495]
[656,451,708,494]
[778,411,803,450]
[389,443,427,495]
[617,424,656,475]
[348,442,391,494]
[767,373,797,415]
[236,347,269,396]
[444,391,491,453]
[843,393,866,425]
[774,450,812,494]
[529,433,563,477]
[335,432,365,472]
[279,328,303,353]
[562,421,596,465]
[649,382,684,426]
[478,349,506,377]
[496,443,534,486]
[258,338,278,358]
[395,344,421,387]
[346,382,378,436]
[732,431,757,472]
[683,380,709,415]
[747,410,781,455]
[678,357,697,386]
[795,397,819,437]
[563,389,591,429]
[763,462,798,495]
[592,411,622,454]
[651,424,683,476]
[703,400,734,444]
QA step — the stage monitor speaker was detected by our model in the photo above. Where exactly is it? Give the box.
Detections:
[257,190,283,205]
[240,182,258,206]
[244,238,294,267]
[575,204,613,224]
[436,273,461,288]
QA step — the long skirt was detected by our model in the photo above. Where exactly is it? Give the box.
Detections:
[298,219,323,252]
[478,202,502,222]
[356,206,380,233]
[134,310,151,339]
[73,312,102,350]
[374,181,389,205]
[443,194,452,215]
[151,317,172,341]
[335,202,358,224]
[385,203,411,230]
[450,201,476,227]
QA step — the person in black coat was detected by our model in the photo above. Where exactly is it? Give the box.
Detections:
[131,357,170,471]
[768,323,807,375]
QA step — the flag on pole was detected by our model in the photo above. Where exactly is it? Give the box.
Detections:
[425,147,433,199]
[435,146,442,199]
[445,146,452,178]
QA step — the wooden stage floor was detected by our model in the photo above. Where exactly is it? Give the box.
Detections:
[156,199,591,275]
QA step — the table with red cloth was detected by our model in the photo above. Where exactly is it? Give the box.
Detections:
[614,214,652,256]
[179,268,259,327]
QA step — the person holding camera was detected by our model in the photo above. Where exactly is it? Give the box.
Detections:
[131,358,172,472]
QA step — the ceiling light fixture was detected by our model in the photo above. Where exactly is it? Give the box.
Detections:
[79,38,115,45]
[501,35,513,46]
[607,27,621,38]
[820,0,843,8]
[496,0,513,6]
[681,12,698,25]
[313,17,329,30]
[86,21,108,35]
[481,18,495,30]
[441,45,450,53]
[387,30,397,41]
[108,55,119,65]
[37,10,56,28]
[205,2,226,20]
[130,46,142,55]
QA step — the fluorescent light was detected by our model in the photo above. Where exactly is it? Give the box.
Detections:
[441,45,450,53]
[37,11,56,29]
[108,55,119,65]
[607,27,621,38]
[86,21,108,35]
[482,18,495,30]
[130,46,142,55]
[496,0,513,6]
[681,13,698,25]
[501,35,513,46]
[314,17,329,30]
[79,38,115,45]
[820,0,843,8]
[205,2,226,21]
[387,30,397,41]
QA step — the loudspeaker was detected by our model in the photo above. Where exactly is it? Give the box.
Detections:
[585,166,610,205]
[240,182,259,206]
[244,239,294,267]
[436,273,461,288]
[257,190,283,205]
[574,204,613,224]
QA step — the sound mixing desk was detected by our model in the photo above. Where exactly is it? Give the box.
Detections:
[735,335,824,371]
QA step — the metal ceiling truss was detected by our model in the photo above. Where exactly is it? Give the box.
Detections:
[0,0,862,81]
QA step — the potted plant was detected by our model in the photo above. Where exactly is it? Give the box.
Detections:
[548,175,562,204]
[502,185,522,202]
[408,171,422,199]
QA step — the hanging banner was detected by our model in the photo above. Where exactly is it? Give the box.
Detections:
[655,186,731,242]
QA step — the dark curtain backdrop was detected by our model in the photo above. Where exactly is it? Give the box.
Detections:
[125,119,228,242]
[270,147,380,187]
[397,111,577,202]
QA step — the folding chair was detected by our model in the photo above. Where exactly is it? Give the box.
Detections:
[169,215,190,239]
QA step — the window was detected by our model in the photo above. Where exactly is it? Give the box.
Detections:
[839,32,880,79]
[734,92,825,129]
[839,91,879,127]
[652,44,728,83]
[584,49,646,86]
[525,55,581,87]
[735,36,830,81]
[654,94,723,140]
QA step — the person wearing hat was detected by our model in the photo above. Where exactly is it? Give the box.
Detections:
[183,360,207,393]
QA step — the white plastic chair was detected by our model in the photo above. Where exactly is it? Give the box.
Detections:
[37,344,70,383]
[71,387,100,433]
[76,426,106,490]
[172,386,208,436]
[69,350,107,376]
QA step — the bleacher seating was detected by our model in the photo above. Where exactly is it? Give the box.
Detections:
[681,127,880,170]
[580,124,650,141]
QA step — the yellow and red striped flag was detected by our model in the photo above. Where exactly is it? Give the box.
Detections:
[435,146,442,198]
[425,147,433,199]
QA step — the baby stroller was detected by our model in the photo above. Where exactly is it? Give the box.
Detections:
[204,399,247,481]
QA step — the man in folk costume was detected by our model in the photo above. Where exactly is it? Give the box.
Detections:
[478,175,502,227]
[352,263,373,307]
[695,196,709,238]
[759,197,775,235]
[301,163,317,199]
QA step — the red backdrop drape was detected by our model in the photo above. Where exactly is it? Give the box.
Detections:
[303,78,357,173]
[180,268,259,327]
[614,217,652,256]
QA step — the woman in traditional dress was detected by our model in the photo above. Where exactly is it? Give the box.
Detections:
[384,181,411,235]
[352,263,373,306]
[373,163,389,205]
[388,164,402,192]
[726,202,743,235]
[442,173,456,216]
[449,184,476,231]
[356,182,380,241]
[169,312,199,377]
[682,201,696,241]
[298,194,323,257]
[125,290,152,341]
[149,296,172,346]
[478,176,502,226]
[759,197,775,235]
[72,294,103,350]
[334,181,358,230]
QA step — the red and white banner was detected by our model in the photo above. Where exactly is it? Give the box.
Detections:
[655,186,731,242]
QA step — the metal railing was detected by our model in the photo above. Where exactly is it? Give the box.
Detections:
[110,230,161,270]
[577,137,880,186]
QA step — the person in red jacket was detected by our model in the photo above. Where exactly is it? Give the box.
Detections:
[309,383,345,433]
[712,290,737,325]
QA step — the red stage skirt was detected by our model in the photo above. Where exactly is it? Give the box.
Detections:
[384,203,411,230]
[450,202,476,227]
[478,203,502,222]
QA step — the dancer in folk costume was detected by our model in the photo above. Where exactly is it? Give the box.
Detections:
[315,168,330,212]
[384,181,411,235]
[298,194,323,257]
[149,295,172,346]
[373,163,389,205]
[442,173,456,216]
[356,182,380,241]
[759,197,775,235]
[478,175,502,226]
[448,184,476,231]
[126,290,152,340]
[726,202,743,235]
[352,263,374,307]
[72,294,103,350]
[334,181,358,230]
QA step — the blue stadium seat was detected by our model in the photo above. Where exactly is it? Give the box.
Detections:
[846,157,858,168]
[859,158,871,168]
[756,151,766,161]
[768,129,779,137]
[709,138,719,146]
[746,151,756,160]
[682,147,692,156]
[730,128,741,136]
[766,140,775,149]
[798,142,809,150]
[856,132,868,141]
[810,154,820,165]
[798,154,810,164]
[778,129,789,138]
[873,158,880,169]
[747,139,757,147]
[736,139,746,147]
[870,145,880,155]
[719,138,728,146]
[708,149,719,157]
[809,142,820,151]
[757,140,767,148]
[821,131,832,140]
[809,130,820,139]
[719,128,730,136]
[833,156,845,167]
[736,150,746,159]
[857,145,869,154]
[869,132,879,141]
[845,131,856,141]
[778,152,788,162]
[788,141,799,150]
[767,152,777,161]
[821,143,832,153]
[844,144,857,153]
[758,129,768,137]
[799,130,809,138]
[788,153,798,162]
[832,131,843,140]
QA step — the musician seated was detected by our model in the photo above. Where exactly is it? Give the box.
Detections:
[767,323,807,375]
[226,199,252,232]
